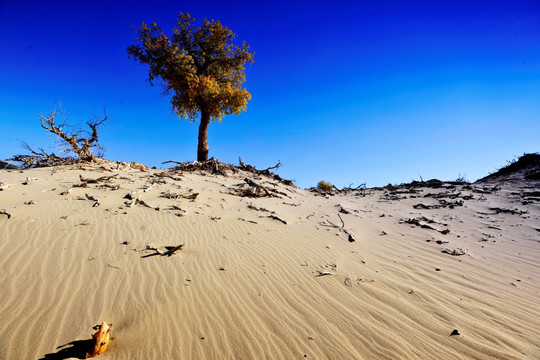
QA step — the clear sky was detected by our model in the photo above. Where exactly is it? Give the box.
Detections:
[1,0,539,188]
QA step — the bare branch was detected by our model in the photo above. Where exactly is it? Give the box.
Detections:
[9,105,107,167]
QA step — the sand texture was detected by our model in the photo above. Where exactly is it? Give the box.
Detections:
[1,162,539,359]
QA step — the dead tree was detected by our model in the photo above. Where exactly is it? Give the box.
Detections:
[8,105,107,167]
[39,105,106,162]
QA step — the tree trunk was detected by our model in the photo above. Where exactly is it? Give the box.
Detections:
[197,109,211,162]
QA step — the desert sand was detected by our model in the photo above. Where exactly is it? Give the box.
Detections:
[0,159,539,359]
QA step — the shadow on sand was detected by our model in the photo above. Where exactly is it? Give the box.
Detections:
[39,338,93,360]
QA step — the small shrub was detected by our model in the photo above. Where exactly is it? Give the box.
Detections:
[317,180,334,192]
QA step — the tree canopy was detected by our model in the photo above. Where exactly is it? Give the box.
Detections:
[127,13,254,161]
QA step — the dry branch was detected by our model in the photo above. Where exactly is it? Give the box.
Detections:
[442,248,467,256]
[79,174,117,183]
[264,215,287,225]
[86,322,111,358]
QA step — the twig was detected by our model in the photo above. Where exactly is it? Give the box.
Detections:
[264,215,287,225]
[337,213,345,229]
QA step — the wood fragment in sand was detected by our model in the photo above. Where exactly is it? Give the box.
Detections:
[144,243,184,257]
[154,171,183,181]
[247,203,271,213]
[161,190,198,200]
[79,174,117,183]
[316,271,334,276]
[489,207,528,215]
[264,214,287,224]
[60,188,73,195]
[85,193,99,207]
[164,244,184,256]
[282,202,299,206]
[86,321,112,358]
[238,217,258,224]
[442,248,467,256]
[135,198,153,208]
[100,183,120,190]
[338,206,351,214]
[0,183,10,191]
[0,209,12,219]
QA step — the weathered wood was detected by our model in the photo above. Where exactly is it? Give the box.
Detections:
[164,244,184,256]
[265,215,287,225]
[86,321,111,358]
[442,248,467,256]
[79,174,117,183]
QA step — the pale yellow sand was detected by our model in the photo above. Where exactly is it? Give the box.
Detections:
[0,163,539,359]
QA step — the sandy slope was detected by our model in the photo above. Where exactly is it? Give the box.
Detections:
[0,162,539,359]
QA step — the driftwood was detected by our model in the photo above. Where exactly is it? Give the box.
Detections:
[161,191,199,200]
[244,178,270,197]
[0,210,12,219]
[125,185,156,200]
[164,244,184,256]
[316,271,334,276]
[238,158,290,185]
[238,217,258,224]
[154,171,183,181]
[442,248,467,256]
[489,207,528,215]
[60,188,73,195]
[264,215,287,224]
[79,174,117,183]
[319,213,357,242]
[0,183,10,191]
[403,217,449,234]
[86,321,111,358]
[85,193,100,207]
[143,243,184,257]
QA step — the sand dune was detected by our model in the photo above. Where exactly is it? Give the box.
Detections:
[0,161,539,359]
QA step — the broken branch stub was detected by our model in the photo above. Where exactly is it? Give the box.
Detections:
[86,321,112,358]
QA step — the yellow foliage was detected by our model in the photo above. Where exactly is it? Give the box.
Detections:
[317,180,334,192]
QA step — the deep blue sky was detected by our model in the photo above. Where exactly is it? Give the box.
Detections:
[1,1,539,188]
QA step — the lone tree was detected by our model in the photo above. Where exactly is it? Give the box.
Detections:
[127,12,254,162]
